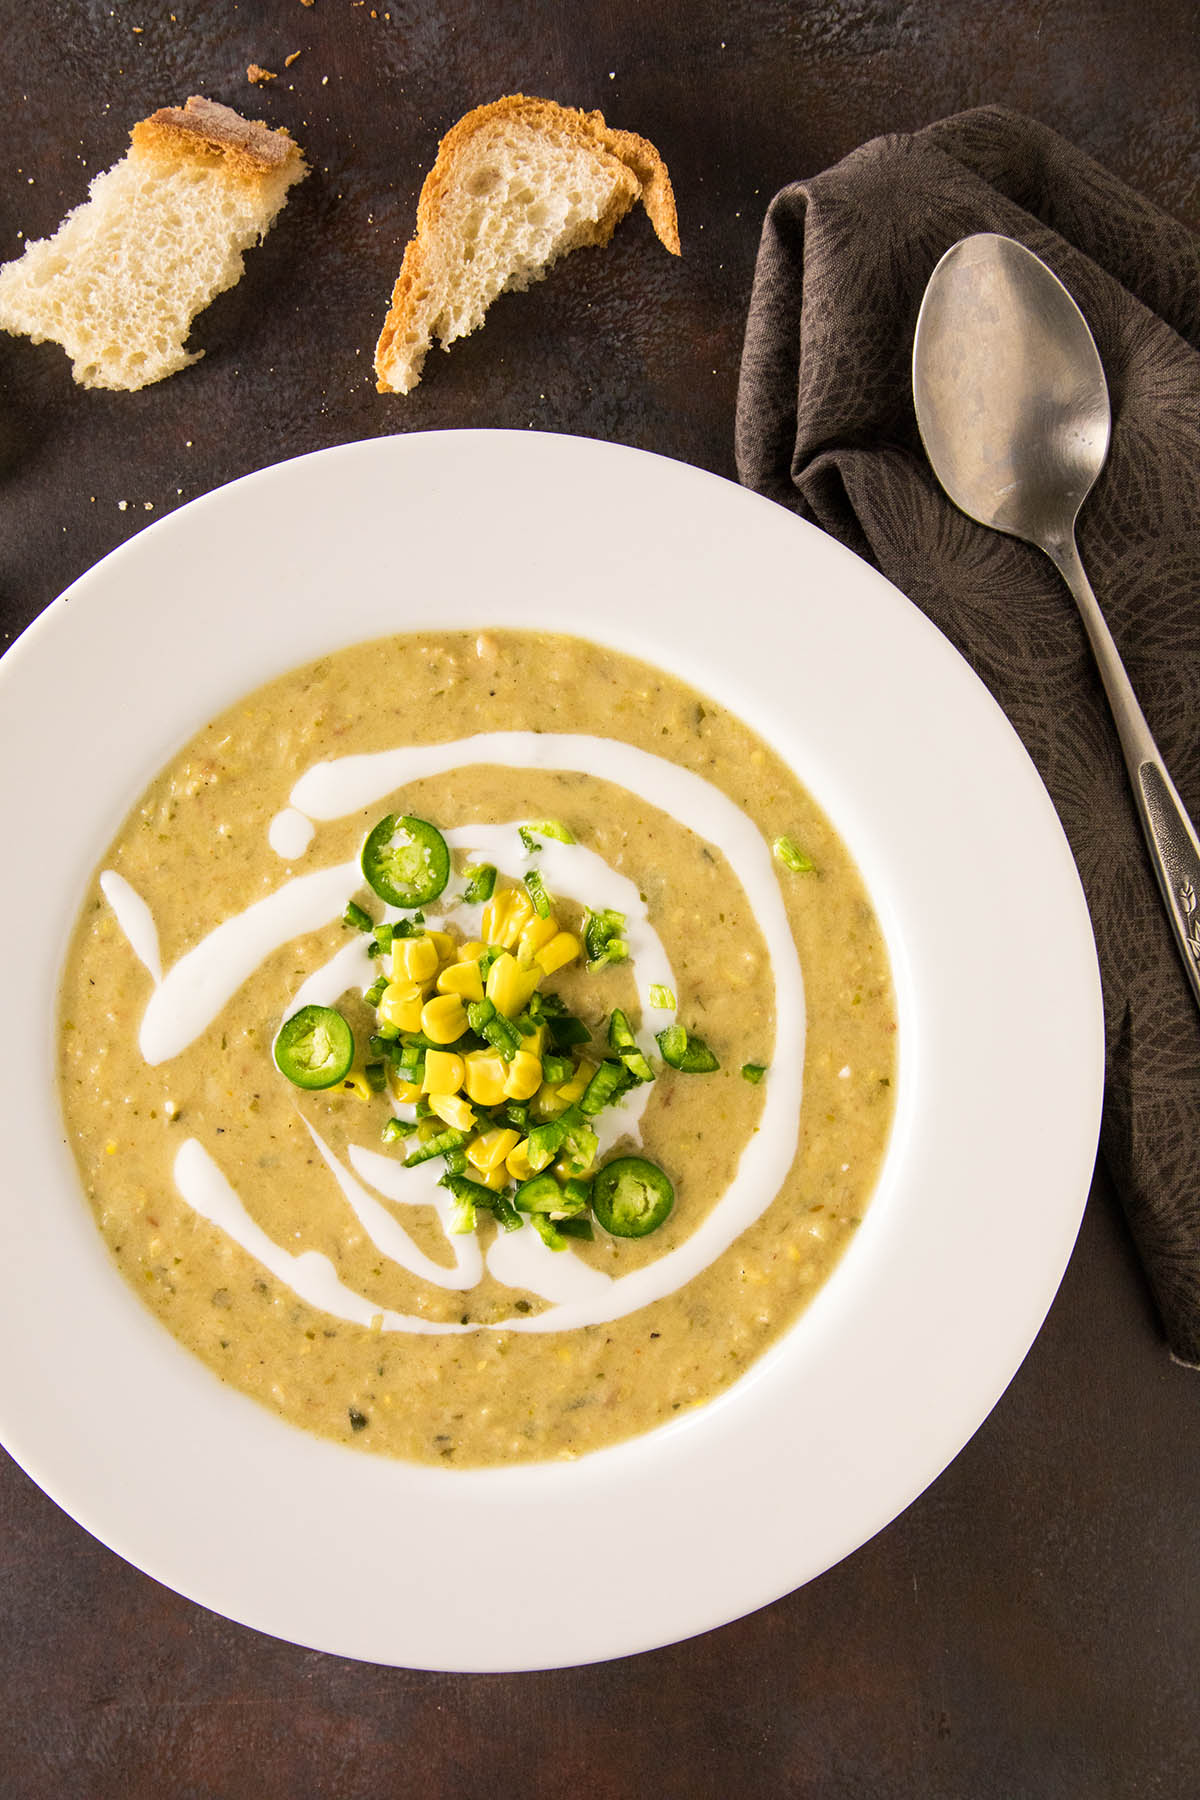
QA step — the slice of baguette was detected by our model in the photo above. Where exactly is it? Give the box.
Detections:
[0,96,306,391]
[375,94,680,395]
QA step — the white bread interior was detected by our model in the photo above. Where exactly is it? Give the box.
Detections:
[375,94,680,395]
[0,96,305,391]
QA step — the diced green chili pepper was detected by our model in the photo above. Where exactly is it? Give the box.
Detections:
[592,1156,675,1238]
[584,907,626,960]
[741,1063,768,1084]
[364,1061,387,1093]
[343,900,374,933]
[607,1009,653,1083]
[557,1108,599,1176]
[274,1005,355,1090]
[463,864,497,904]
[548,1013,590,1050]
[381,1117,416,1143]
[587,940,630,975]
[364,977,389,1008]
[443,1146,468,1176]
[514,1173,565,1214]
[656,1023,720,1073]
[484,1189,523,1233]
[556,1216,594,1241]
[530,1214,567,1251]
[772,835,815,874]
[524,869,552,919]
[649,984,676,1010]
[361,814,450,908]
[372,922,394,955]
[505,1100,530,1132]
[541,1053,573,1085]
[525,1119,566,1174]
[405,1127,469,1168]
[560,1177,593,1212]
[481,1014,521,1061]
[580,1060,630,1116]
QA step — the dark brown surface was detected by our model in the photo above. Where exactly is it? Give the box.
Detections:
[1,2,1197,1794]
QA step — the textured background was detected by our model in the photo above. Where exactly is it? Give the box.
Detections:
[1,2,1198,1794]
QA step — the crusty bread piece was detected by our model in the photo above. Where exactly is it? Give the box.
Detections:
[0,96,306,391]
[375,94,680,395]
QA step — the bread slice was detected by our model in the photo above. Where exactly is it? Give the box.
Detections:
[375,94,680,395]
[0,96,306,391]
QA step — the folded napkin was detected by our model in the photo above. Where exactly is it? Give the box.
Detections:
[736,107,1200,1365]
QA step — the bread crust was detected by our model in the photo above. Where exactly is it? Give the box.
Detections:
[375,93,679,393]
[132,94,303,181]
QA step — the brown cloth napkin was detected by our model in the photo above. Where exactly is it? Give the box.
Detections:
[736,107,1200,1365]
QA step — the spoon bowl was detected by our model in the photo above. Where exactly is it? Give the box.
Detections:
[913,232,1200,1014]
[913,234,1110,553]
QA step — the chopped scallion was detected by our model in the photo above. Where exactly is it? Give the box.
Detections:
[773,835,815,874]
[381,1117,416,1143]
[523,819,575,845]
[524,868,552,918]
[343,900,374,933]
[364,1061,387,1093]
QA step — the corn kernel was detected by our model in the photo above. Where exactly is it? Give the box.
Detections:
[478,1161,511,1191]
[483,886,534,948]
[437,959,485,1003]
[555,1058,596,1105]
[462,1050,508,1106]
[505,1050,544,1101]
[506,1139,536,1182]
[376,981,425,1033]
[421,993,469,1044]
[389,1075,423,1104]
[422,1050,465,1096]
[486,951,541,1019]
[535,931,582,975]
[517,914,559,965]
[458,940,486,963]
[426,930,456,962]
[466,1127,520,1173]
[339,1073,371,1102]
[481,891,511,945]
[428,1092,476,1131]
[393,934,439,983]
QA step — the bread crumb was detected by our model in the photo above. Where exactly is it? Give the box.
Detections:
[247,64,277,84]
[118,500,128,511]
[284,50,301,66]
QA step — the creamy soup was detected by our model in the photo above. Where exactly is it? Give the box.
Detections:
[58,631,896,1466]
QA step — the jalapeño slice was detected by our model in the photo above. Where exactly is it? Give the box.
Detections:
[592,1156,674,1239]
[361,814,450,908]
[274,1005,355,1090]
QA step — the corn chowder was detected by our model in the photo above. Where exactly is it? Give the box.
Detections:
[59,631,896,1466]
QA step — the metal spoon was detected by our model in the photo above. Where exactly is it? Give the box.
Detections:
[913,231,1200,1013]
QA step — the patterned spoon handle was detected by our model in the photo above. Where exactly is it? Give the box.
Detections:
[1053,533,1200,1015]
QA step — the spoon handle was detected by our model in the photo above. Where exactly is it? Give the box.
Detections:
[1052,535,1200,1014]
